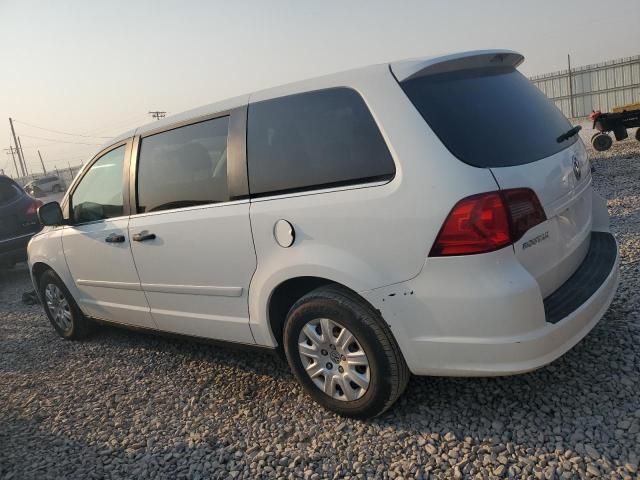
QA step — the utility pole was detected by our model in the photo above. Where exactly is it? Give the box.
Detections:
[9,147,17,175]
[148,111,166,121]
[38,150,46,174]
[567,54,575,119]
[4,146,19,177]
[17,136,28,176]
[9,117,26,177]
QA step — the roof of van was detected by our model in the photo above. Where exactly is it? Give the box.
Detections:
[103,49,523,151]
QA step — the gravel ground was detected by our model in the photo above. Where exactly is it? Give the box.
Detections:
[1,137,639,479]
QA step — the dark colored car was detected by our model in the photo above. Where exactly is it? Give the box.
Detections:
[0,176,43,268]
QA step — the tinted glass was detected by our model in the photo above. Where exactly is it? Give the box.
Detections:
[0,178,22,204]
[247,88,395,195]
[137,117,229,213]
[400,66,577,168]
[71,145,125,223]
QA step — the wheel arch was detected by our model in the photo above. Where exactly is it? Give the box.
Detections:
[265,276,377,348]
[30,260,79,308]
[32,261,54,287]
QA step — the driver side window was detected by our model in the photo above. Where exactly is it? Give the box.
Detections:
[71,145,126,223]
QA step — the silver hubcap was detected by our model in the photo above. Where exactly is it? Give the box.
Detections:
[298,318,370,401]
[45,284,72,332]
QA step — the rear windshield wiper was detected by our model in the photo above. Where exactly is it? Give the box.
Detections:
[557,125,582,143]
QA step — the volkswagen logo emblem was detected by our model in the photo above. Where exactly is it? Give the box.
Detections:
[330,350,341,363]
[572,156,581,181]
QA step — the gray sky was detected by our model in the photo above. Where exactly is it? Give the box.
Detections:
[1,0,639,176]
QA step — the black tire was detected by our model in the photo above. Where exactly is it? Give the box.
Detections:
[635,128,640,142]
[283,285,409,418]
[591,132,613,152]
[38,269,92,339]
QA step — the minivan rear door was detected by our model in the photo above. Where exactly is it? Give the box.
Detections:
[397,54,592,297]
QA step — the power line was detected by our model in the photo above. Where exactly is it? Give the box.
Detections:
[13,119,114,139]
[42,154,90,163]
[83,115,147,135]
[18,134,103,146]
[16,142,98,150]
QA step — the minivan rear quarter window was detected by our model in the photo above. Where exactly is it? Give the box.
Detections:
[400,66,577,168]
[247,88,395,196]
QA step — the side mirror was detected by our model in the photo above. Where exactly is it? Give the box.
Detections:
[38,202,64,226]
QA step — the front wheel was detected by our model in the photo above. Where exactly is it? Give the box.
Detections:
[591,132,613,151]
[39,269,92,339]
[283,285,409,418]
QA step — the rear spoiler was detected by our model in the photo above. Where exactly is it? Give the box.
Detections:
[390,50,524,82]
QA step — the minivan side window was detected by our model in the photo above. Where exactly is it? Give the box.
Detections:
[136,117,229,213]
[71,145,125,223]
[247,88,395,196]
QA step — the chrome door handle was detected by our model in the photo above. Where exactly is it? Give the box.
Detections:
[105,233,125,243]
[132,231,156,242]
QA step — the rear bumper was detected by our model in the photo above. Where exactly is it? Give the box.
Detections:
[0,233,35,264]
[361,231,619,376]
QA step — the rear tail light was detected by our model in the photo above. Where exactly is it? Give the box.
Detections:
[501,188,546,242]
[26,198,43,216]
[429,188,546,257]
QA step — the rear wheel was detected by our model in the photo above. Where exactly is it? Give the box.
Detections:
[636,128,640,142]
[38,269,91,339]
[591,132,613,151]
[283,285,409,418]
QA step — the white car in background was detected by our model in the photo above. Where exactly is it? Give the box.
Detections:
[24,175,66,195]
[28,50,619,418]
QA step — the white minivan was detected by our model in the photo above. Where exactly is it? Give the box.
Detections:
[29,50,619,418]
